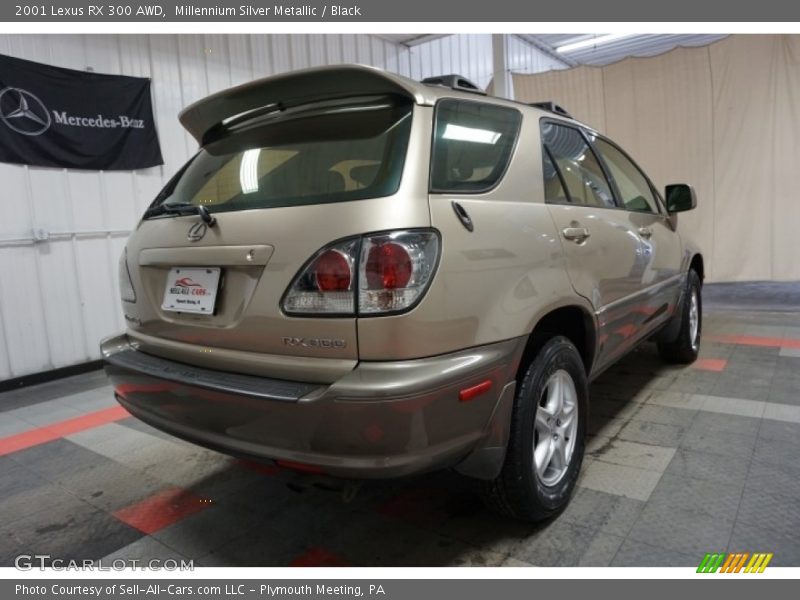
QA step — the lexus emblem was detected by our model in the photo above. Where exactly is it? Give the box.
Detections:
[187,222,207,242]
[0,87,51,136]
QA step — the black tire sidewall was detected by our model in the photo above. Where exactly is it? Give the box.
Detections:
[512,336,588,513]
[686,271,702,354]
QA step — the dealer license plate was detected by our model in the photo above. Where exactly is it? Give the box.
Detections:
[161,267,221,314]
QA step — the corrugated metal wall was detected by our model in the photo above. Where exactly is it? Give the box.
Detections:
[506,35,565,74]
[0,33,559,380]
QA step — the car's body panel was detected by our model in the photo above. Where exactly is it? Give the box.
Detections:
[104,64,704,479]
[121,102,433,381]
[102,333,526,479]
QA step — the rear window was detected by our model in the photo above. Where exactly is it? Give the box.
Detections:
[156,97,413,213]
[430,99,521,193]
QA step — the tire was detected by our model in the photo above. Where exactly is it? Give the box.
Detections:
[658,270,702,364]
[482,335,587,522]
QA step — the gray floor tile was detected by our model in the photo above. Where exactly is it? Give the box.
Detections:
[736,487,800,532]
[559,487,644,537]
[437,509,538,557]
[667,376,718,395]
[664,448,750,486]
[687,411,761,436]
[766,386,800,407]
[0,369,107,413]
[117,415,186,442]
[0,456,48,495]
[712,379,772,402]
[610,538,698,567]
[154,502,273,559]
[699,395,765,419]
[8,439,112,481]
[7,495,142,562]
[728,520,800,566]
[752,436,800,466]
[680,426,756,459]
[762,402,800,423]
[645,472,743,519]
[587,414,627,438]
[587,438,676,472]
[577,532,625,567]
[745,458,800,499]
[6,402,85,427]
[57,461,169,512]
[0,415,34,437]
[511,520,598,567]
[0,483,80,524]
[393,534,506,567]
[101,536,190,564]
[757,419,800,443]
[627,503,735,557]
[320,511,444,567]
[617,419,686,447]
[578,460,663,501]
[629,404,698,428]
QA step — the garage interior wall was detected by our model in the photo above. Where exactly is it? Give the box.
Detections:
[512,34,800,284]
[0,33,563,381]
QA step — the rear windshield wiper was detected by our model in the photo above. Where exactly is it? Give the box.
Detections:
[143,202,217,226]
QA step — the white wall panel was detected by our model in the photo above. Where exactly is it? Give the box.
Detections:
[0,33,560,380]
[506,35,566,75]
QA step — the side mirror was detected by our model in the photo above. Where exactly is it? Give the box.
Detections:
[665,184,697,213]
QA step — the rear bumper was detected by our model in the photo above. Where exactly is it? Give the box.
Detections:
[101,334,524,479]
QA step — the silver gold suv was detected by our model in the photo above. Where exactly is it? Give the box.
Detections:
[102,65,703,521]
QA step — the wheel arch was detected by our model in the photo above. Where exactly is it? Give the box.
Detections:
[518,302,597,381]
[690,253,705,283]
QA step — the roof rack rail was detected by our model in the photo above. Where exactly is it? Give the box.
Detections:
[528,101,572,118]
[421,74,487,95]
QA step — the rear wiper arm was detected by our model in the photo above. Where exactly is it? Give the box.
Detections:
[143,202,217,227]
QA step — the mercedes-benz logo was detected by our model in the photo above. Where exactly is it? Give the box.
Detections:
[187,222,207,242]
[0,87,51,136]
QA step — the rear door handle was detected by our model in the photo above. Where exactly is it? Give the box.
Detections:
[562,227,591,242]
[638,227,653,239]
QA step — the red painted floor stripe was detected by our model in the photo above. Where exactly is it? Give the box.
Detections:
[289,547,349,567]
[692,358,728,372]
[0,405,129,457]
[707,334,800,349]
[112,487,212,534]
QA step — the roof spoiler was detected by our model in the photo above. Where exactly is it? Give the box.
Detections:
[179,64,428,145]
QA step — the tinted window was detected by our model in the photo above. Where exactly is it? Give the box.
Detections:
[541,122,616,209]
[593,138,659,213]
[431,100,521,193]
[155,98,413,214]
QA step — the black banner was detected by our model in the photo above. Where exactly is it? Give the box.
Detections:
[0,53,163,170]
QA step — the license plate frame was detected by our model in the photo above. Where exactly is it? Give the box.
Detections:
[161,267,221,315]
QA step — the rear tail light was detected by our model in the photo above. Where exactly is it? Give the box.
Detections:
[282,230,439,316]
[359,231,439,314]
[119,248,136,303]
[282,239,359,315]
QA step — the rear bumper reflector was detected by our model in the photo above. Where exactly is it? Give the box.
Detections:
[459,379,493,402]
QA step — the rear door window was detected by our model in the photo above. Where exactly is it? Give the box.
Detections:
[592,137,660,214]
[430,100,522,193]
[155,97,413,214]
[541,121,617,209]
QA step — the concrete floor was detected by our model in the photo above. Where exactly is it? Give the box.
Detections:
[1,287,799,567]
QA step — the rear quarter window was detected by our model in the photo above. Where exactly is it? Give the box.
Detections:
[430,99,521,193]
